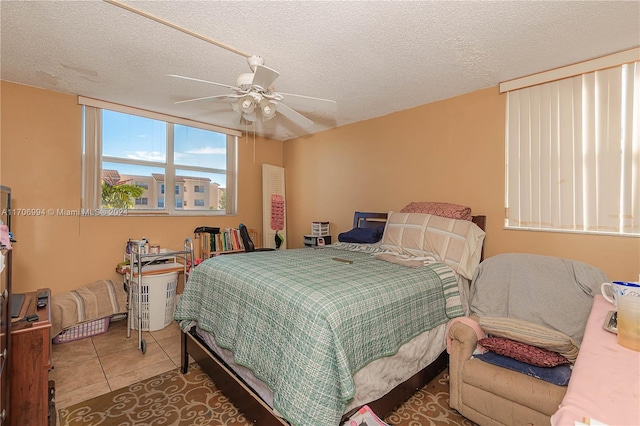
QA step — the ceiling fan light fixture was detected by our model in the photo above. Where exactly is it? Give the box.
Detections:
[239,116,253,126]
[260,99,277,121]
[242,111,257,122]
[237,94,257,113]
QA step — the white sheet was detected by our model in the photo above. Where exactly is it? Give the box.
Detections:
[196,322,447,414]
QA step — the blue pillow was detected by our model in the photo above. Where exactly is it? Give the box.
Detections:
[474,352,572,386]
[338,226,385,244]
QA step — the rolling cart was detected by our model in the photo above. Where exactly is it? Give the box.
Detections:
[124,238,193,354]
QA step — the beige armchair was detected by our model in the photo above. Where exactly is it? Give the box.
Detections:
[448,253,609,426]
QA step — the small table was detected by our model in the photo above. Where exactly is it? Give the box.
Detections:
[551,295,640,425]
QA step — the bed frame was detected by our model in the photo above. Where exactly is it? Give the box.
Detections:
[181,212,487,425]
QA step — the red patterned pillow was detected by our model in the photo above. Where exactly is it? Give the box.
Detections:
[478,337,570,367]
[400,202,472,221]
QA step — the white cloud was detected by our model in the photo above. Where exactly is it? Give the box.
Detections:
[184,147,226,155]
[126,151,165,162]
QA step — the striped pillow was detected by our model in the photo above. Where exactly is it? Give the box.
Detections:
[479,316,579,363]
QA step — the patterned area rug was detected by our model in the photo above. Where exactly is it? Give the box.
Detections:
[58,364,474,426]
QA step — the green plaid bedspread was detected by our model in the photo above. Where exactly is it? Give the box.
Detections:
[175,246,462,426]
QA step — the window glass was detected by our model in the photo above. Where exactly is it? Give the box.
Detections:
[82,102,237,216]
[101,162,164,211]
[176,169,225,212]
[174,125,226,170]
[102,110,166,162]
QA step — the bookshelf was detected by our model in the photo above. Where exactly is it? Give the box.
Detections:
[197,227,261,258]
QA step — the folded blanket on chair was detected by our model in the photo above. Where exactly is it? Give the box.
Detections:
[51,279,128,337]
[469,253,609,344]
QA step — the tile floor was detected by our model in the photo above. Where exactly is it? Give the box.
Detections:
[50,318,184,411]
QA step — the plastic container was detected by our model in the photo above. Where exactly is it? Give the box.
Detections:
[52,317,111,344]
[312,221,330,236]
[617,295,640,351]
[130,271,178,332]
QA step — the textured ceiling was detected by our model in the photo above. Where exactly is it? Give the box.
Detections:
[2,1,639,141]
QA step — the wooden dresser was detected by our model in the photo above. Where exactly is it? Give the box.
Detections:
[9,289,52,426]
[0,250,11,424]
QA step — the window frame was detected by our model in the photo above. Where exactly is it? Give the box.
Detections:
[80,97,240,216]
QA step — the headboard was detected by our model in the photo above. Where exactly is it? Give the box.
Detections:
[354,211,486,232]
[353,212,389,229]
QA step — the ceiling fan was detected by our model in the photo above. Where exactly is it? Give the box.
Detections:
[169,55,337,130]
[100,0,336,131]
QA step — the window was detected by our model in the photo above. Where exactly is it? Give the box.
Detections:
[194,185,205,193]
[194,199,205,207]
[504,58,639,236]
[81,97,240,216]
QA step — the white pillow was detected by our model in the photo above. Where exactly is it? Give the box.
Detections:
[380,211,485,279]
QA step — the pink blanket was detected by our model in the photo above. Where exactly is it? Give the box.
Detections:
[551,295,640,425]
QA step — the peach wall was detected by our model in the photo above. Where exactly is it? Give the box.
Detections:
[3,80,638,293]
[284,87,640,281]
[0,81,283,294]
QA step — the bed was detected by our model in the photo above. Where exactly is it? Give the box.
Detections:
[175,211,486,425]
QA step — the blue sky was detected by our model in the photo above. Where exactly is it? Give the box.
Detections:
[102,110,227,186]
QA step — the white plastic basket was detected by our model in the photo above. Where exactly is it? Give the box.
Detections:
[312,221,330,236]
[130,271,178,332]
[52,317,110,344]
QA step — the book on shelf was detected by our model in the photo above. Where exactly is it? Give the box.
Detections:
[200,227,245,256]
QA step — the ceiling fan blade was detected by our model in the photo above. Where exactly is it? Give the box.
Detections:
[252,65,279,90]
[276,102,314,130]
[175,94,241,104]
[168,74,241,91]
[277,92,337,112]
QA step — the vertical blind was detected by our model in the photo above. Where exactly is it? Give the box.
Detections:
[505,61,639,235]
